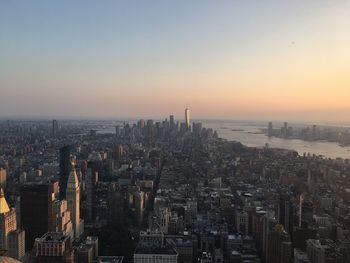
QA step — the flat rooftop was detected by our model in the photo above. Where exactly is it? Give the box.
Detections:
[38,232,69,243]
[94,256,124,263]
[134,244,177,255]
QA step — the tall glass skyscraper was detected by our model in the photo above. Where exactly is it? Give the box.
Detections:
[185,108,190,130]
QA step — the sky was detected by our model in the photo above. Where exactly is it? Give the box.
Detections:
[0,1,349,122]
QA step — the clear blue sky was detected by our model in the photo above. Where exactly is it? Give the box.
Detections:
[1,1,349,121]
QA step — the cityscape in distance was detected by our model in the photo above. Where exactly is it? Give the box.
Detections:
[1,1,350,263]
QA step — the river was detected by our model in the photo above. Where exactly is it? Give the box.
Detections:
[203,120,350,159]
[97,119,350,159]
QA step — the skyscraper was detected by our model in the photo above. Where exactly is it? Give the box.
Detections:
[115,125,120,137]
[84,153,102,223]
[0,188,16,250]
[0,168,6,190]
[268,122,273,137]
[312,125,317,140]
[66,167,82,239]
[59,145,71,199]
[169,115,175,130]
[146,119,154,142]
[283,122,288,137]
[267,224,292,263]
[20,183,53,251]
[52,119,58,137]
[193,122,202,136]
[0,189,25,261]
[185,108,190,130]
[85,167,97,223]
[139,119,145,129]
[8,229,25,261]
[51,199,73,239]
[279,195,294,237]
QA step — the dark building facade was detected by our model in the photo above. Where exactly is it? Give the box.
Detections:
[279,195,294,237]
[20,183,53,251]
[52,119,58,137]
[267,224,292,263]
[59,145,71,199]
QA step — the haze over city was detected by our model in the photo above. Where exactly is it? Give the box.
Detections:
[1,1,349,122]
[3,2,350,263]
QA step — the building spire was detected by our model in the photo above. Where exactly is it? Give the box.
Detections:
[0,188,10,214]
[67,168,79,189]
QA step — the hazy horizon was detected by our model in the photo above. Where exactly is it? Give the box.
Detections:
[2,114,350,127]
[1,1,349,122]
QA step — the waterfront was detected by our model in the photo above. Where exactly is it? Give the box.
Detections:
[97,119,350,159]
[203,120,350,159]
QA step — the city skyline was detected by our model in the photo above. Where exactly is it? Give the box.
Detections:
[1,2,350,260]
[1,1,349,122]
[1,109,350,262]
